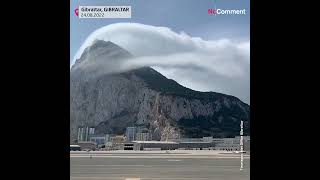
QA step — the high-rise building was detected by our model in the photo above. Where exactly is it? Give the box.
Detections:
[126,127,137,142]
[136,132,150,141]
[77,126,95,142]
[148,130,153,140]
[105,134,110,143]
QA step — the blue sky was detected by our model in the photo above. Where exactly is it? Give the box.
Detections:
[70,0,250,61]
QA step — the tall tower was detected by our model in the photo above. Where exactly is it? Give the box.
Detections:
[126,127,137,142]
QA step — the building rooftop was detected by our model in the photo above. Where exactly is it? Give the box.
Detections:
[132,141,178,144]
[77,141,97,144]
[70,145,80,147]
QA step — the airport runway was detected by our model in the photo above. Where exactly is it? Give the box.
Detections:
[70,151,250,180]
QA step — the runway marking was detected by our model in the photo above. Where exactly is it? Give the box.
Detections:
[167,159,182,162]
[125,178,140,180]
[71,177,214,180]
[76,165,145,167]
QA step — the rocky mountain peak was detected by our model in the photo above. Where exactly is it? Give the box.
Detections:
[72,40,132,69]
[70,41,250,142]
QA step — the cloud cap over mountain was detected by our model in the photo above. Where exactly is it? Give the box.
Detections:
[71,23,250,104]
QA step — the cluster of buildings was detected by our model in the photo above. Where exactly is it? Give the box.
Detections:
[72,126,250,152]
[129,136,250,151]
[74,126,152,150]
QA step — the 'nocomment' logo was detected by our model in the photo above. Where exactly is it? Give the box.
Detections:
[208,8,246,15]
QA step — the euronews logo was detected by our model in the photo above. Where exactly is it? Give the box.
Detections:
[208,8,246,15]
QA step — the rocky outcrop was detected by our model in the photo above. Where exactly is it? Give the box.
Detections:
[70,41,250,142]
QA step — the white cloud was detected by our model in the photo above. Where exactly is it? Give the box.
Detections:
[71,23,250,104]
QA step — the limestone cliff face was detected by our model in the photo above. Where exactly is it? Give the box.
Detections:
[70,41,250,142]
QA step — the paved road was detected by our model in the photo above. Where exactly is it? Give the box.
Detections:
[70,152,250,180]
